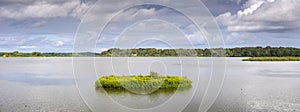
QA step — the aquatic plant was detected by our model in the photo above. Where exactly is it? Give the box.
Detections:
[95,72,192,90]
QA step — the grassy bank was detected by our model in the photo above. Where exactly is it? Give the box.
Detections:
[95,73,192,90]
[242,57,300,61]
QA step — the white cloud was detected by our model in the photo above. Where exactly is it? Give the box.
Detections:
[0,0,94,20]
[19,45,37,49]
[126,20,173,32]
[216,0,300,32]
[31,20,48,27]
[0,34,75,52]
[112,20,207,48]
[98,48,109,52]
[112,7,160,22]
[55,41,64,46]
[238,0,264,16]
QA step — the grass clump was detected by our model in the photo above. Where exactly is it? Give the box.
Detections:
[95,72,192,90]
[242,57,300,61]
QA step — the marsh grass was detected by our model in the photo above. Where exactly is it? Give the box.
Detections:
[243,57,300,61]
[95,72,192,91]
[98,87,191,95]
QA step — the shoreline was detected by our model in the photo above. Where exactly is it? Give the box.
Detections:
[3,57,300,62]
[243,57,300,61]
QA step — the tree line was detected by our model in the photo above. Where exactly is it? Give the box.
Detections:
[1,46,300,57]
[100,46,300,57]
[0,51,99,57]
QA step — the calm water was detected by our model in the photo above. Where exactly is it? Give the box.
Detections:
[0,57,300,112]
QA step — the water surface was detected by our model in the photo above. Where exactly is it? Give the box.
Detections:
[0,57,300,112]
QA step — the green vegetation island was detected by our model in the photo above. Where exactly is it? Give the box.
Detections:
[1,46,300,58]
[243,57,300,61]
[95,72,192,90]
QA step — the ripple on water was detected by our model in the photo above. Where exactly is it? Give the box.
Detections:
[246,96,300,112]
[258,70,300,78]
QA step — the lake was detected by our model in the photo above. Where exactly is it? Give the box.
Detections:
[0,57,300,112]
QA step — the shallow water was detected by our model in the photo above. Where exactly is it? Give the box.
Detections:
[0,58,90,112]
[0,57,300,112]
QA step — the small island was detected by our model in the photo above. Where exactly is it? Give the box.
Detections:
[95,72,192,90]
[243,57,300,61]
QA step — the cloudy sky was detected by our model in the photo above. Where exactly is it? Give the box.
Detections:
[0,0,299,52]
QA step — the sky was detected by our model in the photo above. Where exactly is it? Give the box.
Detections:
[0,0,300,52]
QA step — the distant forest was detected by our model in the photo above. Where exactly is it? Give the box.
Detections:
[0,52,98,57]
[100,46,300,57]
[1,46,300,57]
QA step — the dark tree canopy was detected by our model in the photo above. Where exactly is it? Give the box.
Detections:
[99,46,300,57]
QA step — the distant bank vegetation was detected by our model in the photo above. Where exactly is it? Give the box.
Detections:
[97,46,300,57]
[1,46,300,57]
[243,57,300,61]
[95,72,192,90]
[0,51,97,57]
